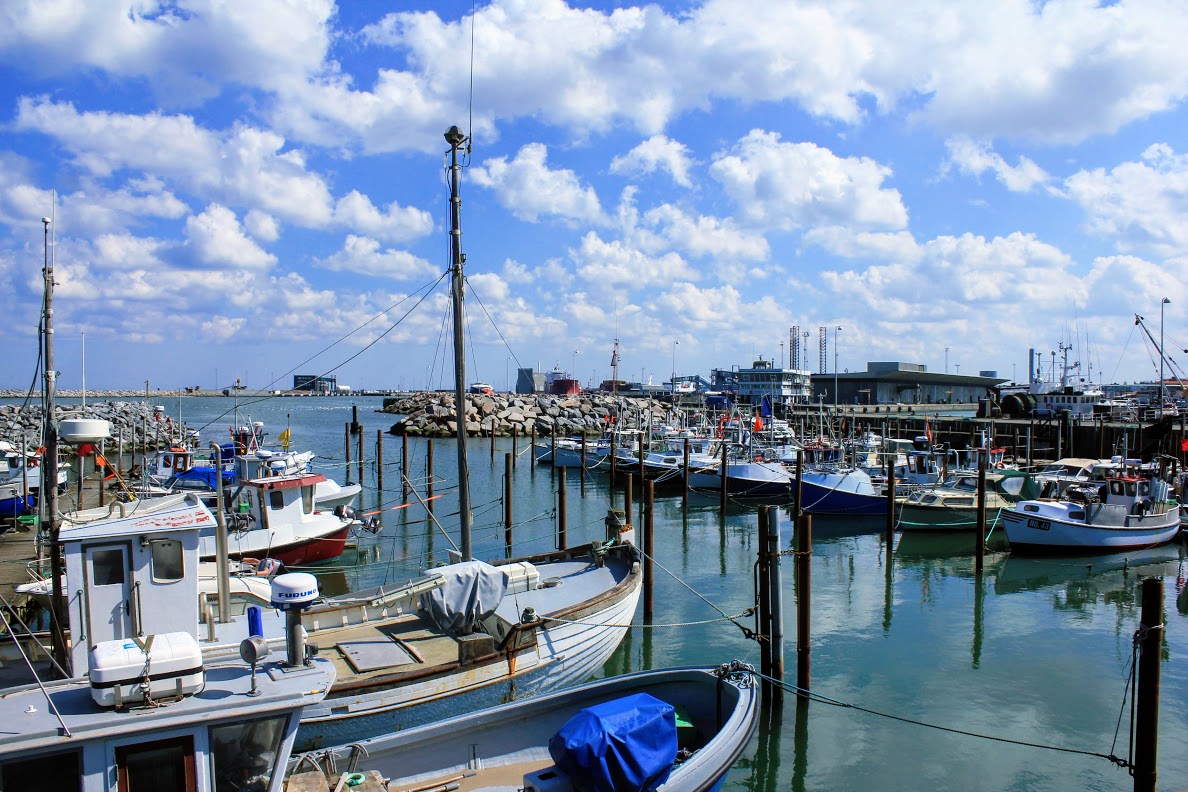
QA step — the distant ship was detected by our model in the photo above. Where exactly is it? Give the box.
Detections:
[469,382,494,394]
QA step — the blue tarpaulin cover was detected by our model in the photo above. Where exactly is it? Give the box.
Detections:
[172,466,235,489]
[548,693,677,792]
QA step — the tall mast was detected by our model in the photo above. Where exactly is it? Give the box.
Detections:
[445,125,472,560]
[41,214,68,675]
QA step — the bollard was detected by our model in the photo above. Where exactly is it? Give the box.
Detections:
[644,479,654,621]
[557,466,568,550]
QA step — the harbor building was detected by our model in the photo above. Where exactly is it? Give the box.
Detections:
[710,358,813,408]
[811,361,1006,405]
[293,374,338,394]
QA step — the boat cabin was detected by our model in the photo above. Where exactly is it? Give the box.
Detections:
[148,447,194,480]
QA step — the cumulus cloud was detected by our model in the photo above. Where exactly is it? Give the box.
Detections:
[637,204,769,262]
[333,191,434,244]
[611,136,695,187]
[243,210,280,243]
[315,235,438,280]
[571,231,697,290]
[943,137,1050,192]
[710,129,907,232]
[1064,143,1188,258]
[184,204,277,270]
[470,143,604,224]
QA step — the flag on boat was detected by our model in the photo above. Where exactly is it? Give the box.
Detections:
[760,395,773,418]
[610,349,619,366]
[925,417,933,444]
[752,413,765,433]
[278,427,291,450]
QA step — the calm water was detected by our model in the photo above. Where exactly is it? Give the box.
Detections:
[40,396,1188,789]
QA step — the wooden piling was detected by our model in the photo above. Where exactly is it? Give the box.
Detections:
[609,430,617,487]
[551,433,557,480]
[557,466,568,550]
[757,505,772,681]
[644,479,655,621]
[719,440,728,515]
[401,434,409,503]
[357,421,364,483]
[1134,577,1163,792]
[796,510,811,693]
[490,424,496,461]
[530,426,537,477]
[624,474,633,526]
[682,438,690,505]
[884,456,896,544]
[426,440,434,514]
[767,505,785,703]
[638,431,645,482]
[504,452,513,558]
[344,422,352,484]
[975,448,987,572]
[511,426,518,463]
[376,429,384,490]
[581,434,588,495]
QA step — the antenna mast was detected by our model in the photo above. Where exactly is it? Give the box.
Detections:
[445,125,472,560]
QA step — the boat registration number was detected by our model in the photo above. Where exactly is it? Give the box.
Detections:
[1027,518,1050,531]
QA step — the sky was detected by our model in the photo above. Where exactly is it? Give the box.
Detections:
[2,0,1188,394]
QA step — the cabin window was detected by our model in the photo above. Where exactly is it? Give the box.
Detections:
[1,750,82,792]
[269,490,285,511]
[1023,504,1040,513]
[116,735,196,792]
[92,548,126,586]
[162,455,173,469]
[1069,511,1086,520]
[301,485,315,514]
[1110,481,1124,497]
[209,715,288,792]
[151,539,185,583]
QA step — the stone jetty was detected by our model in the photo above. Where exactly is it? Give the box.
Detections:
[381,392,672,437]
[0,401,193,452]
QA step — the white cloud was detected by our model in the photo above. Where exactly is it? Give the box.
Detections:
[333,191,434,244]
[571,231,697,290]
[710,129,907,232]
[200,316,247,342]
[638,204,769,262]
[243,210,280,243]
[943,137,1049,192]
[803,227,922,262]
[611,136,694,187]
[184,204,277,270]
[1064,143,1188,258]
[470,143,604,224]
[315,235,438,280]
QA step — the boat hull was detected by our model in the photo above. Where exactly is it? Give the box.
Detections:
[294,547,643,750]
[797,470,885,515]
[199,524,350,566]
[1002,504,1181,554]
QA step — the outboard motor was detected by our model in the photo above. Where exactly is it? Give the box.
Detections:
[270,572,320,667]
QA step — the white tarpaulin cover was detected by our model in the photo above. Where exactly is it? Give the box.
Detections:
[419,560,508,634]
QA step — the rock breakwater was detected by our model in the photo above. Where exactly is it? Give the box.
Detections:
[0,402,193,451]
[381,392,672,437]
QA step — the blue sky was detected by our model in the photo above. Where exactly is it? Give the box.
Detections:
[2,0,1187,393]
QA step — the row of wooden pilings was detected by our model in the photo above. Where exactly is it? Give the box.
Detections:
[348,410,1165,791]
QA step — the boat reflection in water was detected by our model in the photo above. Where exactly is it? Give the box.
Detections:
[995,541,1186,606]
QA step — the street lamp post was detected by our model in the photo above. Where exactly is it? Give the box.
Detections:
[572,350,579,381]
[945,347,949,374]
[833,326,842,411]
[1161,297,1170,415]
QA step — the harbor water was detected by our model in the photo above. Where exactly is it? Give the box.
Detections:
[38,396,1188,789]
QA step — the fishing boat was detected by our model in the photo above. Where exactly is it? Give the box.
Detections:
[686,449,792,496]
[1001,469,1181,554]
[286,662,759,792]
[202,471,359,566]
[0,494,336,792]
[898,470,1039,532]
[285,127,642,751]
[796,466,885,515]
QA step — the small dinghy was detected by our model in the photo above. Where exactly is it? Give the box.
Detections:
[286,662,759,792]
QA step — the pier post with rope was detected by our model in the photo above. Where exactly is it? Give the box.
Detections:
[376,429,383,490]
[885,454,896,544]
[556,465,567,551]
[766,505,785,704]
[344,422,352,484]
[504,452,513,559]
[401,434,409,503]
[357,420,364,483]
[1134,577,1163,792]
[426,440,434,515]
[975,448,987,572]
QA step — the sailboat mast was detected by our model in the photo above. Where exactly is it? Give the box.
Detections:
[446,125,473,560]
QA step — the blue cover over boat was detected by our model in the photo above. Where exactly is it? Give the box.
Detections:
[172,466,235,489]
[548,692,677,792]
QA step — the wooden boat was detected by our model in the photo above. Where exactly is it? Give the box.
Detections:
[286,663,759,792]
[898,470,1039,532]
[1002,470,1181,554]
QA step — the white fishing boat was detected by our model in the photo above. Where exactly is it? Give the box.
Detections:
[898,470,1039,532]
[287,662,759,792]
[202,471,359,566]
[1002,469,1181,554]
[0,496,336,792]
